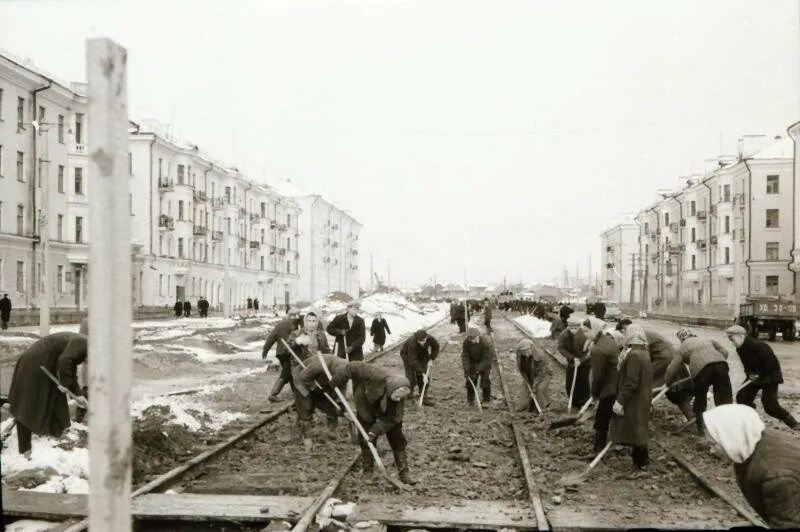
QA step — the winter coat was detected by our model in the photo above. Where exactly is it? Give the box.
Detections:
[8,332,87,436]
[734,428,800,527]
[400,335,440,374]
[369,318,392,346]
[453,303,466,320]
[461,336,494,377]
[609,345,652,446]
[183,301,191,314]
[296,353,347,398]
[666,337,728,384]
[557,328,588,363]
[516,343,552,385]
[643,329,677,387]
[484,305,493,323]
[174,302,183,315]
[0,296,11,321]
[261,317,301,360]
[559,305,574,321]
[332,362,409,435]
[590,333,619,400]
[326,313,366,360]
[735,337,783,385]
[247,298,253,309]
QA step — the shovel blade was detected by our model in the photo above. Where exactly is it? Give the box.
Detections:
[559,470,588,486]
[548,416,579,430]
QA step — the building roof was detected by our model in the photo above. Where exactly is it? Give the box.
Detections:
[266,179,360,226]
[750,136,793,160]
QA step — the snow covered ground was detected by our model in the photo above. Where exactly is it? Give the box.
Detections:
[513,315,554,338]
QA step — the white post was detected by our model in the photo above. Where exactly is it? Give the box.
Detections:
[38,123,51,336]
[223,216,230,317]
[87,38,132,532]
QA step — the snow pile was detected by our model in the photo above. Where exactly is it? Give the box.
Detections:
[514,315,553,338]
[131,384,248,431]
[135,317,239,342]
[6,520,59,532]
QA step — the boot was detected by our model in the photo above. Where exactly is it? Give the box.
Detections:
[268,377,287,402]
[678,400,694,422]
[422,394,436,407]
[593,431,607,454]
[482,383,491,404]
[393,450,416,485]
[466,381,475,405]
[297,420,313,451]
[323,416,338,440]
[361,447,374,477]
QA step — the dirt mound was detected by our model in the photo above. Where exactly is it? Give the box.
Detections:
[133,405,208,484]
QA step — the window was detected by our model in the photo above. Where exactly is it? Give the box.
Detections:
[58,115,64,143]
[128,152,133,175]
[74,168,84,194]
[0,88,3,119]
[754,276,761,291]
[158,158,163,178]
[766,209,779,228]
[724,247,730,264]
[766,242,779,261]
[287,260,292,274]
[16,261,24,292]
[16,205,23,235]
[691,254,696,270]
[75,113,83,143]
[690,201,696,216]
[766,175,779,194]
[57,265,64,293]
[38,105,45,122]
[227,218,231,234]
[260,256,265,271]
[0,144,3,176]
[691,227,696,242]
[724,216,730,234]
[723,184,730,202]
[261,202,266,218]
[0,201,3,232]
[178,200,184,220]
[58,165,64,192]
[57,214,63,241]
[287,237,291,250]
[225,186,231,203]
[260,228,265,243]
[178,238,184,258]
[0,258,3,290]
[177,164,185,184]
[159,274,164,295]
[75,216,83,243]
[287,214,292,227]
[664,213,670,226]
[17,97,24,129]
[766,275,779,295]
[16,151,24,181]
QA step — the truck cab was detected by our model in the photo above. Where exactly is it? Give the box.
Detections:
[737,296,799,341]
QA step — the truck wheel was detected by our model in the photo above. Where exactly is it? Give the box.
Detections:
[745,321,757,338]
[769,328,777,342]
[784,325,796,342]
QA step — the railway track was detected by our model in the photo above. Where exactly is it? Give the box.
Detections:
[504,312,766,529]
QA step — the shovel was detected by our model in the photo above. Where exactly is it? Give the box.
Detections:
[418,360,433,407]
[315,353,411,492]
[0,419,17,443]
[567,362,578,412]
[524,381,543,415]
[40,366,88,409]
[280,339,342,414]
[560,441,613,486]
[468,376,483,412]
[550,397,593,429]
[651,377,693,406]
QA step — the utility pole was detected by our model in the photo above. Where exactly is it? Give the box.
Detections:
[86,38,132,532]
[369,253,374,291]
[35,121,51,336]
[223,216,230,317]
[630,253,637,305]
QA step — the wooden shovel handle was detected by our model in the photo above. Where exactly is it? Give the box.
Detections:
[280,339,340,411]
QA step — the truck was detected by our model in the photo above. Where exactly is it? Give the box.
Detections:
[737,296,800,341]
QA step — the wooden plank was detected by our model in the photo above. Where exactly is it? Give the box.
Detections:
[132,493,312,522]
[348,499,538,530]
[289,451,360,532]
[546,506,752,531]
[2,489,87,520]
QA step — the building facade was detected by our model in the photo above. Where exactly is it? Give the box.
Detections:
[599,223,639,304]
[0,53,90,311]
[633,134,795,312]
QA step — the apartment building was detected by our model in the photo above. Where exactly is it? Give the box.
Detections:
[269,181,361,303]
[0,53,90,311]
[633,134,795,311]
[599,222,638,304]
[129,121,301,310]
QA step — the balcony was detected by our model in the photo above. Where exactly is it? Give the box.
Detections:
[270,220,278,229]
[250,213,261,223]
[278,248,286,256]
[73,143,86,154]
[606,246,613,253]
[278,224,288,233]
[668,245,683,255]
[158,179,174,192]
[158,215,174,231]
[331,241,339,248]
[679,219,686,227]
[193,190,208,202]
[211,230,223,241]
[697,211,707,221]
[696,239,707,249]
[606,280,614,286]
[710,235,718,246]
[193,225,207,236]
[237,236,247,248]
[606,262,613,269]
[669,223,678,233]
[211,197,224,210]
[250,241,260,249]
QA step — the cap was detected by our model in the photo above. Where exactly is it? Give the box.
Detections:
[625,324,648,346]
[676,327,695,342]
[346,300,361,309]
[414,329,428,341]
[726,325,747,336]
[566,316,582,326]
[517,338,534,352]
[467,325,480,337]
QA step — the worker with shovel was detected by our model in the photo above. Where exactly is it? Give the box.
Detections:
[7,331,88,456]
[262,307,302,402]
[609,324,653,478]
[515,338,551,414]
[586,319,620,453]
[558,317,590,410]
[399,329,440,406]
[461,326,494,407]
[330,362,416,485]
[294,353,348,449]
[327,300,366,361]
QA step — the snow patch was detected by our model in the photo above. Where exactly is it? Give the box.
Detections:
[514,315,553,338]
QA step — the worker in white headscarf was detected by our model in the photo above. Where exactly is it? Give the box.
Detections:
[703,404,800,528]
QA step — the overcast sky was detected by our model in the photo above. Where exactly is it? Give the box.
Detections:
[2,0,798,289]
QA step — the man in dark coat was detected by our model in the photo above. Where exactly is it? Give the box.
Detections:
[326,300,366,361]
[331,362,415,484]
[174,299,183,317]
[558,317,591,409]
[369,312,392,352]
[461,326,494,404]
[399,329,440,406]
[246,297,254,315]
[610,324,653,476]
[253,298,260,312]
[198,296,209,318]
[726,325,797,428]
[587,319,619,452]
[8,332,88,455]
[594,300,607,320]
[183,299,191,317]
[559,304,574,324]
[262,307,302,402]
[483,300,493,334]
[453,301,467,333]
[0,293,11,329]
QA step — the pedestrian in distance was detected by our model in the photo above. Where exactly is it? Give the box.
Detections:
[559,303,574,324]
[399,329,440,406]
[8,331,88,456]
[198,296,209,318]
[515,338,552,414]
[594,300,607,320]
[253,298,260,313]
[262,307,302,402]
[330,361,416,484]
[453,301,467,334]
[483,299,493,334]
[609,324,653,477]
[370,312,392,352]
[183,299,192,317]
[666,327,732,434]
[461,325,494,405]
[326,300,366,361]
[558,317,591,409]
[726,325,798,429]
[0,293,11,330]
[587,318,620,453]
[704,404,800,528]
[174,299,183,317]
[247,297,254,316]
